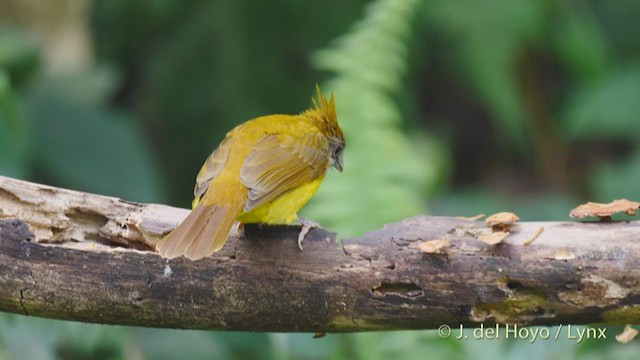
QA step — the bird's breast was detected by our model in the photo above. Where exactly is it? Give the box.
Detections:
[236,176,326,224]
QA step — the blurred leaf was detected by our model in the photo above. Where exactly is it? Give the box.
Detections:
[282,333,338,360]
[347,331,464,360]
[0,70,28,177]
[432,189,512,218]
[432,189,578,221]
[27,93,164,202]
[213,332,271,360]
[53,322,127,360]
[590,0,640,59]
[423,0,546,147]
[459,36,527,144]
[515,193,580,221]
[590,148,640,201]
[93,0,187,63]
[0,315,127,360]
[36,66,121,107]
[424,0,543,36]
[562,66,640,140]
[0,26,40,87]
[554,6,609,83]
[424,326,578,360]
[0,316,57,360]
[575,325,640,359]
[133,328,227,360]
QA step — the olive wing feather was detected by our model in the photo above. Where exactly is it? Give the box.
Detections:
[193,137,231,198]
[240,133,329,212]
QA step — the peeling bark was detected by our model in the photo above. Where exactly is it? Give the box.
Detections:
[1,175,640,332]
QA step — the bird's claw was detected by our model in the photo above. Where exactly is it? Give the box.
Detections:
[232,222,245,238]
[297,217,320,251]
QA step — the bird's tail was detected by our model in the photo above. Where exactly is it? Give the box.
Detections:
[156,198,243,260]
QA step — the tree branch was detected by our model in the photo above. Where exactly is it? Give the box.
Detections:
[0,175,639,332]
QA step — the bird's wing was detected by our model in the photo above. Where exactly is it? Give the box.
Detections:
[239,133,329,212]
[194,137,231,198]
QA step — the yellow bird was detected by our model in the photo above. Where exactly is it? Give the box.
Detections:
[156,87,345,260]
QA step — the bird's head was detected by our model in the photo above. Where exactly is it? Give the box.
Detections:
[306,86,345,172]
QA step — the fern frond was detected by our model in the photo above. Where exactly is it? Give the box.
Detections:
[302,0,441,236]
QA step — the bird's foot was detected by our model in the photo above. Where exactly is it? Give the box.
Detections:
[296,216,320,251]
[232,221,245,238]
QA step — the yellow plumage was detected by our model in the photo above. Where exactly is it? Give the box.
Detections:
[237,177,325,224]
[156,87,345,260]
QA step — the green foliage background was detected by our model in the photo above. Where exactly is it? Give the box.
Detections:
[1,0,640,358]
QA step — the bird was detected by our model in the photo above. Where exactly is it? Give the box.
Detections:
[156,87,345,260]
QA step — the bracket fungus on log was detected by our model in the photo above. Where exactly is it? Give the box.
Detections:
[570,199,640,221]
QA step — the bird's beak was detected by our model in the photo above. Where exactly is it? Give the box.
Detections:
[333,156,344,172]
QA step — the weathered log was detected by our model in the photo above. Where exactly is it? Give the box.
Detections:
[1,175,639,332]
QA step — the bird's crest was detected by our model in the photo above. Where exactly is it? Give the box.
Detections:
[304,85,341,138]
[311,85,336,124]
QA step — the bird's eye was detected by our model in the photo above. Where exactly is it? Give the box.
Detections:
[333,146,343,157]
